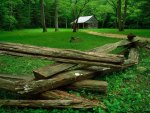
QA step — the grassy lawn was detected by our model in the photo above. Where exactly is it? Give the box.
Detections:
[0,28,120,51]
[0,29,150,113]
[87,29,150,38]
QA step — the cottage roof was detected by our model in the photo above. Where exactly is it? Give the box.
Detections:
[74,16,93,23]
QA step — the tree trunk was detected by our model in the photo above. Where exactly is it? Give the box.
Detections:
[115,8,118,28]
[40,0,47,32]
[101,13,107,28]
[0,99,82,108]
[73,22,77,32]
[117,0,123,31]
[66,19,68,28]
[123,0,128,30]
[28,0,31,22]
[9,1,13,31]
[55,0,59,32]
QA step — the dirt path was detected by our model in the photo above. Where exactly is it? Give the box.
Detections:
[83,30,150,41]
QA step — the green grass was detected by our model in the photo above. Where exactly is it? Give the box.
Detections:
[0,29,150,113]
[0,28,120,51]
[88,28,150,38]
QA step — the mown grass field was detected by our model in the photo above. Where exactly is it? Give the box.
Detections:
[0,29,120,50]
[0,29,150,113]
[88,29,150,38]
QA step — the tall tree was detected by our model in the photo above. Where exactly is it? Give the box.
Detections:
[138,0,150,28]
[70,0,90,32]
[40,0,47,32]
[59,0,72,29]
[117,0,123,31]
[107,0,118,28]
[123,0,128,29]
[117,0,129,31]
[55,0,59,32]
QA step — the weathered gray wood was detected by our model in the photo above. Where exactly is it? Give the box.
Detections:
[128,48,139,64]
[53,58,123,68]
[32,40,134,79]
[85,66,110,71]
[0,41,138,96]
[89,39,139,53]
[0,99,82,108]
[0,74,33,81]
[0,42,125,64]
[0,41,123,94]
[0,78,17,91]
[123,48,139,66]
[40,90,105,108]
[145,45,150,51]
[68,80,108,92]
[15,70,95,95]
[33,63,77,79]
[0,50,124,68]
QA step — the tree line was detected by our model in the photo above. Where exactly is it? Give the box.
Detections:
[0,0,149,31]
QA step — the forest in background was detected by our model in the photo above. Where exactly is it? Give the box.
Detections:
[0,0,150,31]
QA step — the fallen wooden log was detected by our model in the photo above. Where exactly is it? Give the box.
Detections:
[0,39,138,55]
[0,74,32,81]
[40,90,105,108]
[16,64,121,95]
[15,70,96,95]
[0,76,105,108]
[0,78,17,92]
[33,63,77,79]
[53,58,123,68]
[128,48,139,64]
[32,60,121,80]
[89,39,139,53]
[0,73,108,93]
[0,42,125,65]
[85,66,110,71]
[68,80,108,92]
[0,99,82,108]
[145,45,150,51]
[0,50,125,69]
[124,48,139,66]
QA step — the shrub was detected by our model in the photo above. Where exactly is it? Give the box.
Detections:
[2,15,17,31]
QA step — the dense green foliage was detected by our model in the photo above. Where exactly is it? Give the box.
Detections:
[0,29,150,112]
[0,0,150,31]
